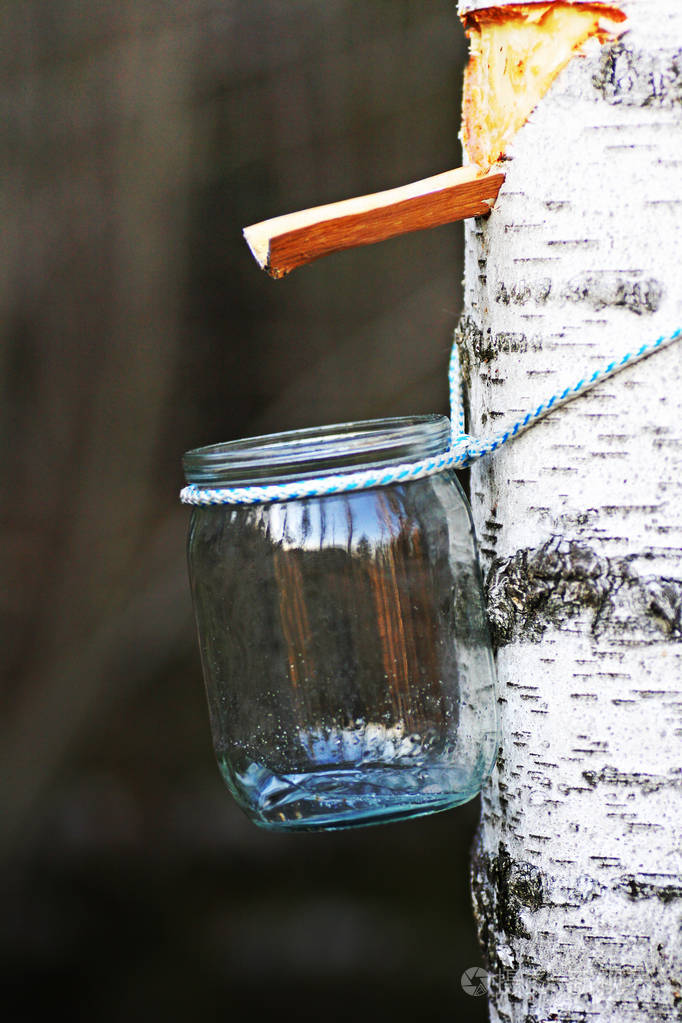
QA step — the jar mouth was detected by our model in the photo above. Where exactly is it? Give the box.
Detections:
[183,415,451,487]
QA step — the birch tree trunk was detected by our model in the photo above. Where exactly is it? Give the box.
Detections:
[457,2,682,1020]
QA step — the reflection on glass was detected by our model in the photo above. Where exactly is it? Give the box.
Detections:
[187,469,498,831]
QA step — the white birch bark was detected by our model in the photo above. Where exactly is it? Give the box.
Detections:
[456,2,682,1020]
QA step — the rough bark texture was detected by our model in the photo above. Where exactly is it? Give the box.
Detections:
[457,1,682,1019]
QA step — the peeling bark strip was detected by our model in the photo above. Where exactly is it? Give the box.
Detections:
[458,1,682,1020]
[485,536,682,648]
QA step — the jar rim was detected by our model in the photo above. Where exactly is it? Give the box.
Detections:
[183,415,451,487]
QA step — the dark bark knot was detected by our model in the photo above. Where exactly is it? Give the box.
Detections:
[485,537,682,649]
[471,839,545,967]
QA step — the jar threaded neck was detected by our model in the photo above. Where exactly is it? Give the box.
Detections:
[183,415,450,487]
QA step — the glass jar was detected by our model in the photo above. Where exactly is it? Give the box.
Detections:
[183,415,498,831]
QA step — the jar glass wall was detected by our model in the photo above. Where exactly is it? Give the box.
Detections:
[184,416,498,831]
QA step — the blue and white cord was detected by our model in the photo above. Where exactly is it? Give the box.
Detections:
[180,327,682,506]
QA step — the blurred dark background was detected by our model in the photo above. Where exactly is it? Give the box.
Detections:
[2,1,487,1019]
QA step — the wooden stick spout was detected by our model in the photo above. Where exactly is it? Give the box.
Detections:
[243,165,505,278]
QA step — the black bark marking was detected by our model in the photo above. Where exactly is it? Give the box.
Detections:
[494,273,662,315]
[582,764,680,794]
[493,331,536,357]
[485,537,682,649]
[471,836,546,970]
[496,278,552,307]
[563,273,663,315]
[454,316,476,391]
[459,314,497,363]
[456,313,540,366]
[615,876,682,904]
[594,43,682,108]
